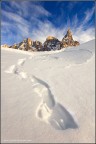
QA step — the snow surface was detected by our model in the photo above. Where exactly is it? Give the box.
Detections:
[1,40,95,143]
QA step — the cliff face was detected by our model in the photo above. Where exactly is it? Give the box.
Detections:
[43,36,61,51]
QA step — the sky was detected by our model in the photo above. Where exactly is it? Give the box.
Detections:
[1,1,95,45]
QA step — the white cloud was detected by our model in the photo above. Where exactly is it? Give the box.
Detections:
[83,6,95,25]
[31,21,95,44]
[10,1,51,18]
[2,10,29,25]
[1,1,95,44]
[31,20,67,42]
[1,10,30,40]
[73,28,95,43]
[69,5,95,43]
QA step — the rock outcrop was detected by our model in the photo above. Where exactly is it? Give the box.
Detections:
[10,38,42,52]
[43,36,61,51]
[9,43,18,49]
[2,28,80,51]
[33,41,42,51]
[1,44,9,48]
[61,28,80,48]
[19,38,34,51]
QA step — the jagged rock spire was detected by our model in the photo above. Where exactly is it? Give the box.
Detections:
[67,28,72,37]
[5,29,80,51]
[61,28,80,47]
[63,28,73,41]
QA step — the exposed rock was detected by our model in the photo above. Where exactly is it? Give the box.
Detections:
[1,44,9,48]
[9,43,18,49]
[22,38,33,51]
[10,38,42,52]
[26,38,35,51]
[27,38,32,46]
[43,36,61,51]
[60,42,68,48]
[33,41,42,51]
[74,41,80,46]
[3,29,80,52]
[46,36,56,41]
[61,28,80,48]
[63,28,73,41]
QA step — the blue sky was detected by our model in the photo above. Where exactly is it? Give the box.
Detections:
[1,1,95,45]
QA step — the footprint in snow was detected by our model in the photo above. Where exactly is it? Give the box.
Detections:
[5,65,18,74]
[30,76,78,130]
[5,58,28,80]
[5,57,78,130]
[17,58,26,66]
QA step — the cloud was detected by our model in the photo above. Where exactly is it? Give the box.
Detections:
[31,20,67,42]
[73,28,95,43]
[30,4,95,44]
[1,10,30,41]
[81,6,95,26]
[1,1,52,44]
[9,1,51,18]
[1,1,95,45]
[31,21,95,44]
[67,1,78,11]
[2,10,29,25]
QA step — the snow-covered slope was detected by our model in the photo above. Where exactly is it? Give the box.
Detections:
[1,40,95,143]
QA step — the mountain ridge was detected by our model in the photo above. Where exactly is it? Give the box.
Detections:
[2,28,80,52]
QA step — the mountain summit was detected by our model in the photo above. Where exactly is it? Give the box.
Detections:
[63,28,73,41]
[43,36,61,51]
[61,28,80,48]
[2,29,80,51]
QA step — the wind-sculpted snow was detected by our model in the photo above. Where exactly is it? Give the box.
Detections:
[48,49,92,65]
[5,57,78,130]
[32,76,78,130]
[5,65,18,74]
[17,58,26,66]
[2,40,95,143]
[4,40,95,130]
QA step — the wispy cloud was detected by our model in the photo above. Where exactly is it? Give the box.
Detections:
[81,6,95,26]
[67,1,79,11]
[10,1,51,18]
[2,10,29,25]
[1,1,95,45]
[1,1,51,44]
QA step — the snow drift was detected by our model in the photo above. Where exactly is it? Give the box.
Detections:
[1,39,95,143]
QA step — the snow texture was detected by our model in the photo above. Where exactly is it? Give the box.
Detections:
[1,40,95,143]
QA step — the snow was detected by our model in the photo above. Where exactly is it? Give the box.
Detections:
[1,40,95,143]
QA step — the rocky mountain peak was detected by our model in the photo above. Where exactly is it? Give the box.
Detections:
[27,38,32,45]
[61,28,80,47]
[43,36,60,51]
[46,36,57,41]
[67,28,72,36]
[63,28,73,41]
[3,29,80,51]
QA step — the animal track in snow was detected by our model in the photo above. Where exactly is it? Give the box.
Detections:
[5,57,78,130]
[18,71,28,79]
